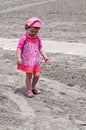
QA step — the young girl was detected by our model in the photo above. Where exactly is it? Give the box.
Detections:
[16,17,48,98]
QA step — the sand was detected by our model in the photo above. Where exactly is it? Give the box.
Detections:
[0,0,86,130]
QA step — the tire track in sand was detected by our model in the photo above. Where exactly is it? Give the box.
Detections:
[3,91,36,118]
[0,0,57,13]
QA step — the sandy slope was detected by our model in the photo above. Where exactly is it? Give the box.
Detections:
[0,49,86,130]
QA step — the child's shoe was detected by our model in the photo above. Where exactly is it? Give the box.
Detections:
[25,91,34,98]
[32,88,40,94]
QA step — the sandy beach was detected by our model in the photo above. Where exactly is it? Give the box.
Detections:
[0,0,86,130]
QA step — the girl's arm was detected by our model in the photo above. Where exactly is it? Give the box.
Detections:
[38,36,48,63]
[40,48,48,63]
[16,34,27,65]
[16,48,22,65]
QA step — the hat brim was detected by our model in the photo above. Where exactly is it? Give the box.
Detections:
[31,21,41,28]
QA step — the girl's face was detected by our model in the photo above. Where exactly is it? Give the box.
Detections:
[27,27,40,37]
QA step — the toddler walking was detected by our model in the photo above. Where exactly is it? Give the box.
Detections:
[16,17,48,98]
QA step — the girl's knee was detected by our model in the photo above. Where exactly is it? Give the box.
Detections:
[26,73,32,79]
[34,72,40,78]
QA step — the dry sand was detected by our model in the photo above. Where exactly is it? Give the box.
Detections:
[0,0,86,130]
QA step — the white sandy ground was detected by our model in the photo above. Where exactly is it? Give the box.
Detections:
[1,0,86,129]
[0,38,86,57]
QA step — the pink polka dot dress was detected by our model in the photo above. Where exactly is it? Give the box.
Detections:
[17,33,42,73]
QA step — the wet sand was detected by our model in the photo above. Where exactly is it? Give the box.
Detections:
[0,0,86,130]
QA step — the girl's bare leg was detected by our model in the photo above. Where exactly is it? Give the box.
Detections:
[26,73,32,91]
[32,72,40,88]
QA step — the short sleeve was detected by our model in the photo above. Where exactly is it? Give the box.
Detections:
[38,36,43,50]
[17,34,27,49]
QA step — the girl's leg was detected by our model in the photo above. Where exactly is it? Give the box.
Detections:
[32,72,40,94]
[25,73,34,97]
[32,72,40,88]
[26,73,33,91]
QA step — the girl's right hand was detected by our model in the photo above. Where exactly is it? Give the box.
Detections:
[17,58,22,65]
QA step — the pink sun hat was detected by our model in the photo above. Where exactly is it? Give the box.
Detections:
[25,17,42,28]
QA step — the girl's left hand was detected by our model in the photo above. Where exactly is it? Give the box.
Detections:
[44,56,48,63]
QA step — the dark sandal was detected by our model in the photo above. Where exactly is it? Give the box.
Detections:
[25,91,34,98]
[32,88,40,94]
